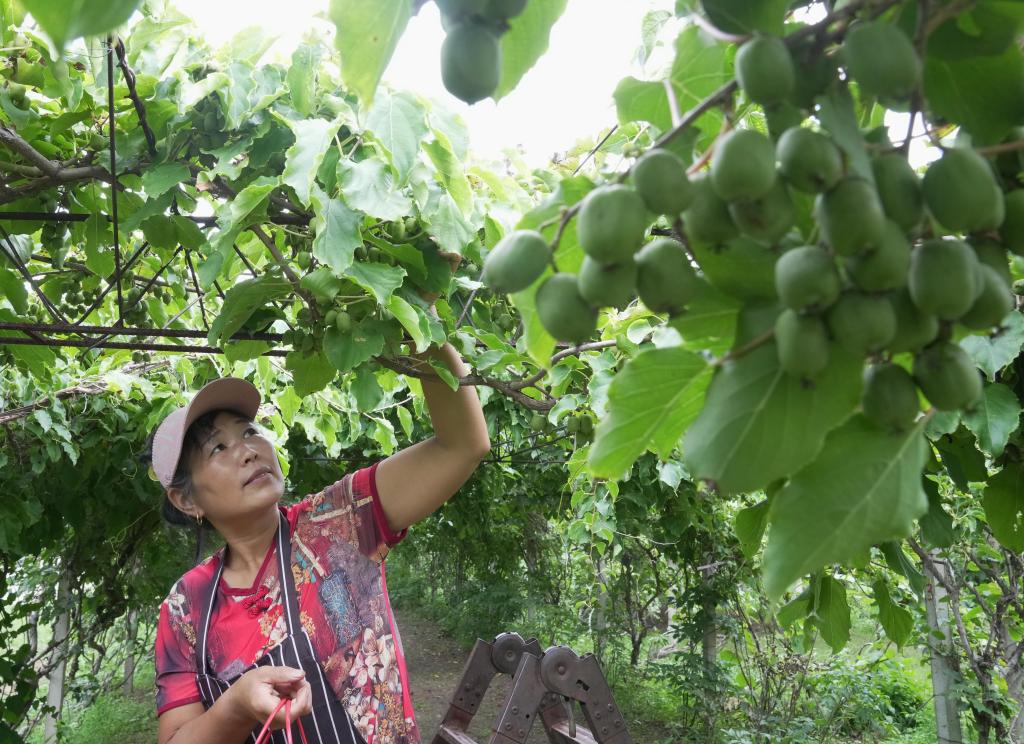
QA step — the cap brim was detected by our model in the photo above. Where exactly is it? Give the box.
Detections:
[152,378,261,489]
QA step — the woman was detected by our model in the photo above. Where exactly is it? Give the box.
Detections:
[146,343,490,744]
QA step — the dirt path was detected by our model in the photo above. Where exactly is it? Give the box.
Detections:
[396,608,541,742]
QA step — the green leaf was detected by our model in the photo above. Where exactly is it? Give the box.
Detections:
[285,350,338,397]
[347,261,406,305]
[879,541,926,598]
[366,91,428,183]
[924,44,1024,144]
[762,415,929,602]
[207,275,293,345]
[397,405,413,438]
[423,193,475,255]
[387,294,428,352]
[962,382,1021,458]
[983,466,1024,552]
[669,280,741,356]
[934,428,988,489]
[286,44,322,117]
[329,0,411,106]
[299,270,343,306]
[919,477,956,549]
[873,579,913,648]
[222,340,270,363]
[141,163,191,198]
[0,266,27,314]
[588,347,712,480]
[323,321,386,374]
[428,357,460,392]
[83,214,114,276]
[811,576,851,653]
[19,0,142,50]
[689,238,778,302]
[217,176,279,234]
[775,588,811,628]
[699,0,789,34]
[511,280,554,369]
[338,158,412,221]
[817,84,874,183]
[281,118,343,208]
[495,0,569,100]
[424,130,473,216]
[735,500,770,560]
[684,341,862,496]
[614,26,729,132]
[141,216,178,250]
[351,365,383,411]
[310,192,362,275]
[960,311,1024,380]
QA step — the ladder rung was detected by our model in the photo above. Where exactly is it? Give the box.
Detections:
[549,721,598,744]
[435,724,482,744]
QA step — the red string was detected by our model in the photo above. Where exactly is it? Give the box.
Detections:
[253,697,309,744]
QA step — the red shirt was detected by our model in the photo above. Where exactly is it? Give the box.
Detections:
[154,464,420,743]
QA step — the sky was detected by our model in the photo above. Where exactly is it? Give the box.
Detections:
[170,0,664,166]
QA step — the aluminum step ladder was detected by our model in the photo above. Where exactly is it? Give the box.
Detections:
[431,632,632,744]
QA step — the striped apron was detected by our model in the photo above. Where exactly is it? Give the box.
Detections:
[194,512,366,744]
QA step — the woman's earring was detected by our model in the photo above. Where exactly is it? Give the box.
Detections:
[195,513,203,527]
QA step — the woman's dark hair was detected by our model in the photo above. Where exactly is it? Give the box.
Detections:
[140,408,251,550]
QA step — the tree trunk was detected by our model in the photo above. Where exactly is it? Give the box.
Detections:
[923,551,964,744]
[42,572,72,744]
[699,565,718,676]
[122,609,139,696]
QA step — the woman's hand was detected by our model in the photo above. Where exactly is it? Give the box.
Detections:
[227,666,313,730]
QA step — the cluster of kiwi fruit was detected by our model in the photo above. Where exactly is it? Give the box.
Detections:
[436,0,528,104]
[482,17,1024,432]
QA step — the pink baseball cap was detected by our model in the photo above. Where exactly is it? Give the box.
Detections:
[150,377,261,489]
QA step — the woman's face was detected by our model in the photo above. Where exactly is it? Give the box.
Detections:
[170,411,284,528]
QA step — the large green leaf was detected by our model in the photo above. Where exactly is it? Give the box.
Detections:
[285,350,338,397]
[366,90,427,183]
[207,275,293,345]
[811,576,851,653]
[0,266,27,314]
[925,44,1024,145]
[873,579,913,648]
[983,466,1024,552]
[960,311,1024,380]
[346,261,406,305]
[387,294,428,352]
[817,85,874,183]
[919,477,956,549]
[287,44,322,117]
[589,347,712,480]
[962,382,1021,458]
[424,130,473,216]
[329,0,411,106]
[879,541,926,598]
[689,238,778,302]
[323,321,386,374]
[699,0,789,34]
[310,190,362,276]
[614,26,729,132]
[494,0,569,101]
[141,163,191,198]
[19,0,142,50]
[668,279,741,356]
[683,341,862,496]
[762,415,929,601]
[338,158,412,221]
[281,118,343,208]
[423,193,475,255]
[735,499,770,560]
